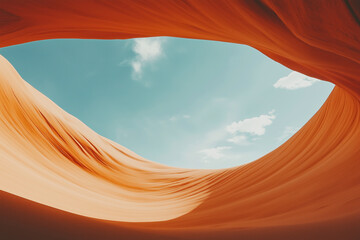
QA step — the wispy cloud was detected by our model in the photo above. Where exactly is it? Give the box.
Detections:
[198,146,232,161]
[227,135,250,145]
[277,126,299,142]
[195,110,276,164]
[226,110,275,136]
[169,114,191,122]
[273,71,319,90]
[131,37,165,80]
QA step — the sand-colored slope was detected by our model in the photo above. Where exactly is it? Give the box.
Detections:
[0,0,359,239]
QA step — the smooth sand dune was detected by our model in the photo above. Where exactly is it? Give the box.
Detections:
[0,0,359,239]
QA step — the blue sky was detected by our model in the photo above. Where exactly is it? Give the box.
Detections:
[0,37,334,169]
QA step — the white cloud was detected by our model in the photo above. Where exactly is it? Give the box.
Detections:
[226,110,275,136]
[131,61,141,73]
[183,115,191,119]
[198,146,232,160]
[131,37,165,79]
[273,71,319,90]
[227,135,250,145]
[277,126,299,142]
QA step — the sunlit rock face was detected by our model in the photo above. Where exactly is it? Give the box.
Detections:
[0,1,360,239]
